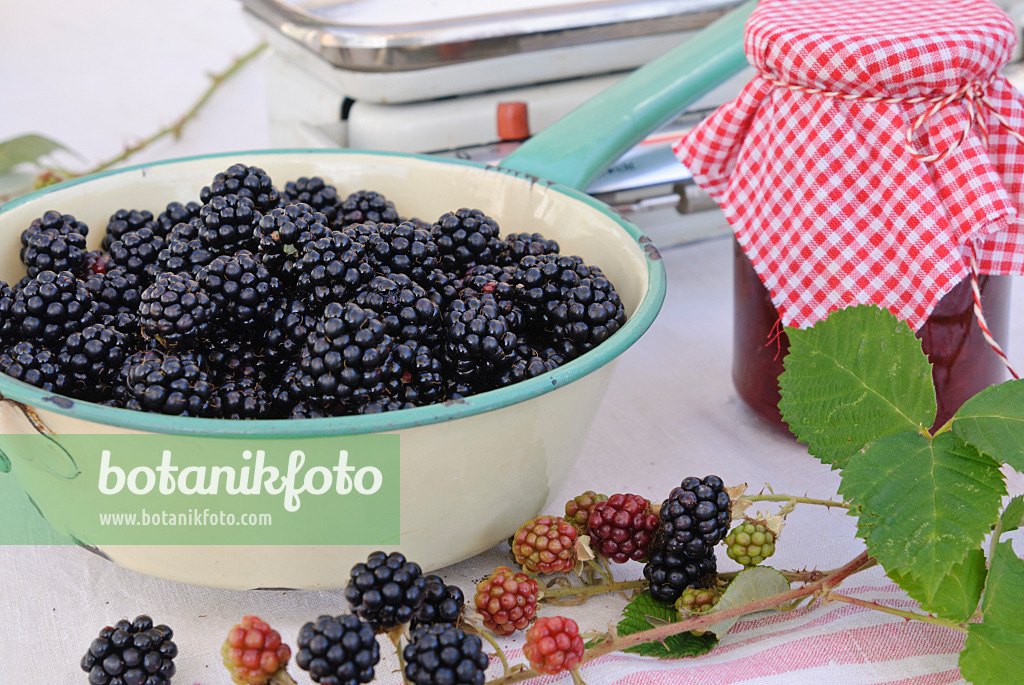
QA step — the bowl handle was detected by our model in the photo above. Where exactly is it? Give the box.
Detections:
[497,0,756,191]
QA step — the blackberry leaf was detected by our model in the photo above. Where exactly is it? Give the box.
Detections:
[887,548,986,623]
[617,590,717,658]
[951,378,1024,472]
[1000,495,1024,534]
[837,431,1004,605]
[778,305,937,468]
[959,542,1024,685]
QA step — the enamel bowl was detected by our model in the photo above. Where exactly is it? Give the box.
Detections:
[0,150,666,589]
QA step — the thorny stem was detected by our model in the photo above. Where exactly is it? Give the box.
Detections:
[78,42,268,177]
[387,629,413,685]
[482,551,873,685]
[824,591,969,632]
[745,493,851,510]
[541,579,648,600]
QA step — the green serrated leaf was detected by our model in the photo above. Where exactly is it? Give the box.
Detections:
[838,431,1004,603]
[952,379,1024,472]
[959,542,1024,684]
[778,305,937,468]
[0,134,68,174]
[887,548,986,622]
[1000,495,1024,534]
[618,590,717,658]
[703,566,790,637]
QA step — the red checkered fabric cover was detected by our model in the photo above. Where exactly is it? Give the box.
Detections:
[674,0,1024,330]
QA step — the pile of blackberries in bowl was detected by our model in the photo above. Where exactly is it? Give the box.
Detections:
[0,163,628,419]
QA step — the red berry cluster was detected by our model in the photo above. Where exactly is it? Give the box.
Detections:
[524,616,585,676]
[512,515,578,574]
[221,615,292,685]
[473,566,540,636]
[587,492,659,563]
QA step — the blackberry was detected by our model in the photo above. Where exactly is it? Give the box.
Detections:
[217,377,270,419]
[200,163,281,213]
[122,348,217,416]
[353,274,440,343]
[80,251,111,278]
[255,203,331,280]
[263,297,319,362]
[386,341,446,406]
[0,282,16,346]
[83,267,143,316]
[197,251,279,327]
[725,519,777,567]
[20,226,88,277]
[472,566,538,636]
[509,254,592,330]
[431,208,503,274]
[295,614,379,685]
[442,294,519,384]
[199,194,261,255]
[295,231,372,305]
[267,363,305,418]
[523,616,584,677]
[298,303,396,408]
[336,189,399,228]
[411,575,466,629]
[549,274,627,352]
[458,265,517,302]
[138,272,217,347]
[660,475,732,559]
[419,268,462,310]
[57,323,130,396]
[22,210,89,245]
[168,216,203,242]
[102,311,141,346]
[281,176,341,224]
[155,200,202,237]
[512,515,578,574]
[495,345,560,388]
[108,226,165,282]
[221,615,293,685]
[102,208,156,251]
[403,623,489,685]
[644,546,718,604]
[10,270,97,346]
[363,220,439,281]
[0,341,67,392]
[204,337,267,385]
[497,231,560,266]
[586,493,659,564]
[565,491,609,535]
[677,586,722,616]
[344,550,426,631]
[80,615,177,685]
[154,237,215,276]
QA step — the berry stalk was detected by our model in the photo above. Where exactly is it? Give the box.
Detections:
[743,493,850,509]
[823,591,969,632]
[540,578,648,600]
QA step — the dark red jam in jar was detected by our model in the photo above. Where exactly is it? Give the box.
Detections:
[732,239,1012,434]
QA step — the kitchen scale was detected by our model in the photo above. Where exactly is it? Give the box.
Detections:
[241,0,755,248]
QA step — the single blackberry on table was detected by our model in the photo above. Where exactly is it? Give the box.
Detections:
[201,163,281,213]
[586,493,659,564]
[122,348,217,416]
[430,208,503,274]
[353,273,440,343]
[295,614,379,685]
[295,230,373,305]
[335,189,399,228]
[138,272,217,347]
[217,377,270,419]
[263,297,320,362]
[221,615,293,685]
[255,203,331,280]
[411,574,466,629]
[363,220,439,281]
[660,475,732,559]
[564,490,609,535]
[107,227,165,282]
[497,231,560,266]
[57,322,130,396]
[155,201,202,237]
[0,341,67,392]
[197,251,279,327]
[403,623,490,685]
[512,515,578,574]
[644,546,718,605]
[298,302,396,408]
[523,616,585,677]
[80,615,177,685]
[199,194,261,255]
[344,550,427,631]
[22,210,89,245]
[83,267,143,316]
[549,274,627,353]
[10,270,97,346]
[442,294,519,385]
[281,176,341,224]
[102,208,156,251]
[473,566,538,636]
[154,237,216,276]
[20,226,88,277]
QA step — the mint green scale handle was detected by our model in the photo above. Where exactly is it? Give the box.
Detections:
[498,0,757,192]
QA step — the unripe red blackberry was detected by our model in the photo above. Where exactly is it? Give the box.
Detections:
[586,493,659,563]
[222,615,294,685]
[564,490,608,534]
[512,515,578,574]
[523,616,584,676]
[473,566,538,636]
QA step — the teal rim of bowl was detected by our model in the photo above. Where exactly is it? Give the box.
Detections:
[0,149,668,437]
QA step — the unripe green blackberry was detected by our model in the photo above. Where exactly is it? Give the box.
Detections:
[564,491,608,535]
[725,520,777,567]
[676,586,721,617]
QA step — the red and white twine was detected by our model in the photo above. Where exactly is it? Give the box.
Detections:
[761,72,1020,378]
